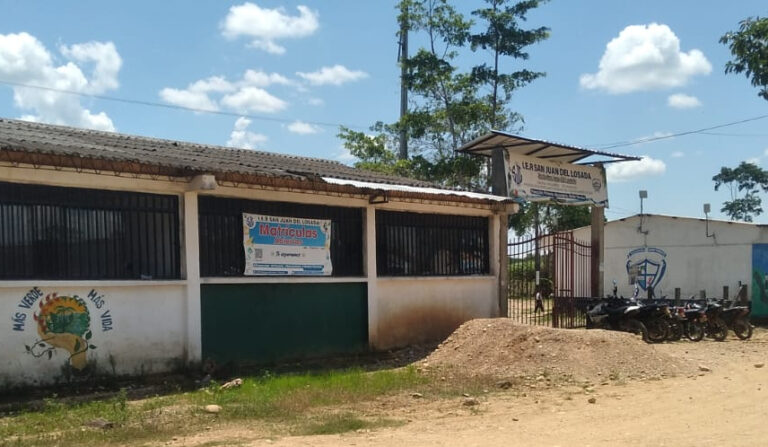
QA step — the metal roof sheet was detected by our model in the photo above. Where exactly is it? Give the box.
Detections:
[457,130,641,164]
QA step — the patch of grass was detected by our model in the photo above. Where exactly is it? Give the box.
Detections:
[0,367,427,447]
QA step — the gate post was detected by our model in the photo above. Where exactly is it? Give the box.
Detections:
[497,212,509,318]
[590,205,604,298]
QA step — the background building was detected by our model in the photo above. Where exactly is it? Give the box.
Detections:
[573,214,768,320]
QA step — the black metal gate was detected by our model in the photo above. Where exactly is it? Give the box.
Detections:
[507,231,592,327]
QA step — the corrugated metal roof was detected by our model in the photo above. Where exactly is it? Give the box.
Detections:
[457,130,640,164]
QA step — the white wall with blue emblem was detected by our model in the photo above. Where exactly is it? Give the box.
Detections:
[574,214,768,299]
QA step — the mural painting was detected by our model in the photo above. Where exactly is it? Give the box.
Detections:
[11,288,114,370]
[626,247,668,292]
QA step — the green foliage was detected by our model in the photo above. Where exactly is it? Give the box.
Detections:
[509,202,591,236]
[720,16,768,100]
[339,0,549,190]
[713,161,768,222]
[470,0,549,128]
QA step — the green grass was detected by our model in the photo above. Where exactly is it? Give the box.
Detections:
[0,367,429,447]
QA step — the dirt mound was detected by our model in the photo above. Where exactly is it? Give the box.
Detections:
[422,319,692,382]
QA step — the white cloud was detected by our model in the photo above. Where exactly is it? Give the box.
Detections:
[287,120,320,135]
[670,151,685,158]
[336,147,357,164]
[296,65,368,86]
[227,116,267,149]
[221,87,287,113]
[308,97,324,106]
[667,93,701,109]
[0,32,121,131]
[160,70,289,114]
[580,23,711,94]
[606,156,666,182]
[763,148,768,158]
[159,88,219,111]
[221,3,319,54]
[746,157,761,165]
[242,69,293,87]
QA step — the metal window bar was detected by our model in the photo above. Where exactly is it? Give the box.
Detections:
[0,181,181,280]
[197,196,364,277]
[376,210,490,277]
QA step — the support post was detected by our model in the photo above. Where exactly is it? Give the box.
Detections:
[183,191,202,364]
[365,206,379,348]
[590,205,604,298]
[497,212,509,318]
[491,147,507,197]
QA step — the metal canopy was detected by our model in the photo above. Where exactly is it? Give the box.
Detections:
[457,130,640,164]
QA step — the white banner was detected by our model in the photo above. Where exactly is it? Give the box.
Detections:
[242,213,332,276]
[505,151,608,206]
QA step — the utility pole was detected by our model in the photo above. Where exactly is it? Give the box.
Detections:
[397,2,409,160]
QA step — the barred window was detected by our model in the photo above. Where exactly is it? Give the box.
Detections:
[198,196,364,277]
[376,210,489,276]
[0,181,180,280]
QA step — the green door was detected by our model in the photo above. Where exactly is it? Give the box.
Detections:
[201,282,368,365]
[752,244,768,319]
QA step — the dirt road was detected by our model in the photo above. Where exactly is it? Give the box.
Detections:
[181,331,768,447]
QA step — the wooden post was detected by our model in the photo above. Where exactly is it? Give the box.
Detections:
[590,205,604,298]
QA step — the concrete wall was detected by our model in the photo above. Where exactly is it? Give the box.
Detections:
[1,283,186,388]
[373,276,497,349]
[574,215,768,299]
[0,163,506,387]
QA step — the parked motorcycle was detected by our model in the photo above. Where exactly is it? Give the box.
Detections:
[701,301,729,342]
[720,303,753,340]
[634,301,670,343]
[586,300,648,342]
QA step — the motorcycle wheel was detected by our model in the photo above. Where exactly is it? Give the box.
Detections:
[667,320,683,342]
[645,318,669,344]
[732,319,753,340]
[708,318,728,342]
[621,319,648,342]
[685,321,705,342]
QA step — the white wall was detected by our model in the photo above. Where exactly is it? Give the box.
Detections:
[574,215,768,299]
[0,283,186,388]
[372,276,497,349]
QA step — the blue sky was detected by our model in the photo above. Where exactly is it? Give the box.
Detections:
[0,1,766,222]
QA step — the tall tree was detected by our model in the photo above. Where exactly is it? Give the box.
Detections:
[713,161,768,222]
[338,0,549,191]
[470,0,549,129]
[720,16,768,101]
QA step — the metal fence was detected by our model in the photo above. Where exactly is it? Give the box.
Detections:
[0,181,180,280]
[507,231,592,327]
[198,196,364,277]
[376,210,489,276]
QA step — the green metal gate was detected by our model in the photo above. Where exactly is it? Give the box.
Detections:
[201,282,368,365]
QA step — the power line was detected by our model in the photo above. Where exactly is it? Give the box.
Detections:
[592,113,768,150]
[0,79,368,130]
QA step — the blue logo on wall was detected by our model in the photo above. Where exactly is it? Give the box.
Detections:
[626,247,667,291]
